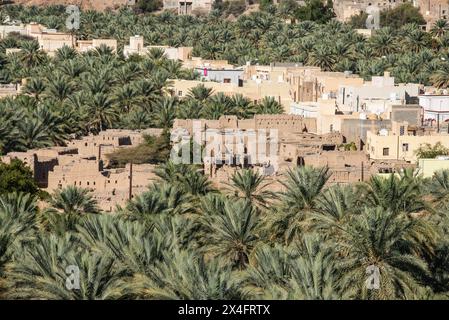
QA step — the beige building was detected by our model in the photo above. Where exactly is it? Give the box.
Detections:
[174,114,317,137]
[183,57,234,70]
[25,23,75,54]
[244,63,364,104]
[1,129,162,211]
[171,64,364,109]
[333,0,415,23]
[76,39,118,53]
[0,24,28,39]
[1,23,121,55]
[366,121,449,163]
[173,115,412,188]
[337,72,420,114]
[418,0,449,30]
[0,23,74,54]
[163,0,214,15]
[123,35,192,60]
[169,79,293,107]
[0,83,21,98]
[417,157,449,178]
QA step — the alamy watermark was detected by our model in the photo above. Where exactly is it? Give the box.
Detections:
[365,265,380,290]
[365,6,380,30]
[65,265,80,290]
[170,121,279,167]
[66,5,80,31]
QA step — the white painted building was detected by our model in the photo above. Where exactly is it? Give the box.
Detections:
[337,72,420,114]
[419,94,449,123]
[163,0,214,15]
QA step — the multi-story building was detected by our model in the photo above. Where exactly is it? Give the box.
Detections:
[417,0,449,30]
[366,121,449,162]
[244,64,364,103]
[337,72,420,114]
[419,93,449,131]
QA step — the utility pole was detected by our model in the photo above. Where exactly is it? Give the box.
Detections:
[129,161,133,200]
[437,113,440,133]
[361,161,364,182]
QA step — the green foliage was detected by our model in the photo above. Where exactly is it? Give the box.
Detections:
[381,3,426,29]
[0,164,449,299]
[296,0,335,24]
[349,3,425,30]
[0,160,39,196]
[348,11,368,29]
[107,132,171,167]
[416,142,449,159]
[213,0,247,17]
[339,142,357,151]
[259,0,274,12]
[1,4,449,301]
[136,0,163,13]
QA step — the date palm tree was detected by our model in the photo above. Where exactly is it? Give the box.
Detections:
[86,93,118,132]
[31,106,67,146]
[339,207,433,300]
[426,170,449,209]
[76,215,168,273]
[431,20,449,39]
[113,84,138,113]
[23,77,46,101]
[200,199,260,269]
[4,234,127,300]
[226,169,275,210]
[369,28,397,57]
[358,173,429,215]
[187,84,214,102]
[17,118,52,150]
[123,249,241,299]
[55,45,78,61]
[256,97,284,114]
[152,97,178,129]
[44,72,75,103]
[237,244,292,298]
[311,184,359,242]
[266,166,330,244]
[284,233,341,300]
[40,186,100,234]
[309,44,336,71]
[230,94,256,119]
[19,40,47,68]
[431,63,449,88]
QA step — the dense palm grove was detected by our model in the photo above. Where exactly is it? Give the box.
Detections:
[2,5,449,154]
[2,164,449,299]
[3,5,449,85]
[2,4,449,300]
[0,21,284,153]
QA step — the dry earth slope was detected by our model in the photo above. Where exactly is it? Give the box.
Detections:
[8,0,133,11]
